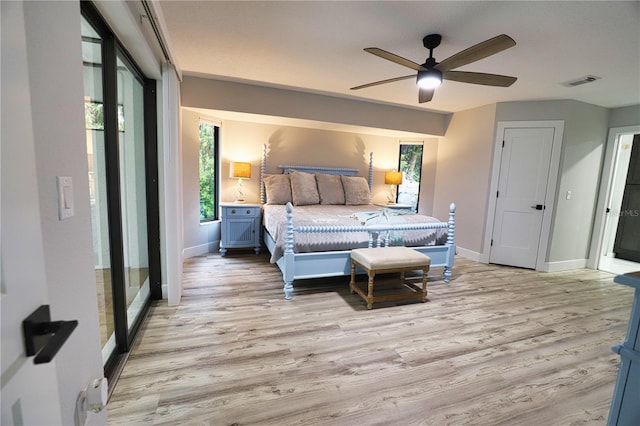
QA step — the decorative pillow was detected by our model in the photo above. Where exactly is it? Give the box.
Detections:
[289,170,320,206]
[263,174,292,205]
[315,173,345,205]
[341,175,370,205]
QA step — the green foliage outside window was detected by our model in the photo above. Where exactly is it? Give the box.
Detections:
[399,144,423,182]
[85,101,104,130]
[84,101,125,131]
[199,122,216,221]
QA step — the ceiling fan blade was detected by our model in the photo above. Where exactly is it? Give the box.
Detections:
[434,34,516,72]
[350,74,415,90]
[443,70,517,87]
[419,88,434,103]
[364,48,425,71]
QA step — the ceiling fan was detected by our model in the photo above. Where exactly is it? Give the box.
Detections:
[351,34,517,103]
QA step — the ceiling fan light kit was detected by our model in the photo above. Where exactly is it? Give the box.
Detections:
[351,33,517,103]
[417,69,442,89]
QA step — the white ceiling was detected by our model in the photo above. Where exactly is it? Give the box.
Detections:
[157,1,640,115]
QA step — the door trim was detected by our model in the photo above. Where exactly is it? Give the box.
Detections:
[588,125,640,269]
[481,120,565,271]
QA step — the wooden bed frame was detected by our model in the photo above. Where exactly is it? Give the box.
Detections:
[260,145,456,299]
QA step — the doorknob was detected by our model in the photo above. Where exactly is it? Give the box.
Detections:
[531,204,545,210]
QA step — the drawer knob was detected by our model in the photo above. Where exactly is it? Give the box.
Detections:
[231,209,236,214]
[246,209,251,214]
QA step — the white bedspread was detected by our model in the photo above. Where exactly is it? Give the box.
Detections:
[263,204,447,263]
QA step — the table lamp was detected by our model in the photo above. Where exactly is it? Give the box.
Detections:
[230,161,251,203]
[385,171,403,204]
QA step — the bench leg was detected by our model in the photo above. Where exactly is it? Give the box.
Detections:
[421,266,429,302]
[366,271,375,310]
[349,261,356,294]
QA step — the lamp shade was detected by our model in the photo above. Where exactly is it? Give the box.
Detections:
[385,171,403,185]
[230,162,251,179]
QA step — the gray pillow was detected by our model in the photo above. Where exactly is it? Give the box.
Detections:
[290,170,320,206]
[315,173,345,205]
[341,175,370,205]
[263,174,292,205]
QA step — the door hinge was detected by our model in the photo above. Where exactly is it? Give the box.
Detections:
[502,140,505,148]
[496,190,499,198]
[491,239,493,246]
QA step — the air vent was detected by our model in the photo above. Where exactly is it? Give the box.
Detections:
[561,75,601,87]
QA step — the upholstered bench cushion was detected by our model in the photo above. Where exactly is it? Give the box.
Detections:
[351,247,431,270]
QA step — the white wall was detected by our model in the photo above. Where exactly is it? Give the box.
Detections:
[181,109,220,257]
[609,104,640,128]
[432,104,498,255]
[23,2,106,424]
[416,138,439,216]
[160,64,184,305]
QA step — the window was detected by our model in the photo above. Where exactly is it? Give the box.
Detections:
[397,142,424,211]
[199,121,219,222]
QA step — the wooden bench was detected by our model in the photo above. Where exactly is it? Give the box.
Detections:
[349,247,431,310]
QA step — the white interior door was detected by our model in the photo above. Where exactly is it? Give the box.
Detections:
[490,127,555,268]
[1,2,63,424]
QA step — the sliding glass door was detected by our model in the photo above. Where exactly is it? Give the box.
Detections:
[82,3,161,383]
[116,53,151,332]
[82,15,116,362]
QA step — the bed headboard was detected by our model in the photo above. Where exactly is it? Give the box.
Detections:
[278,165,359,176]
[260,144,374,204]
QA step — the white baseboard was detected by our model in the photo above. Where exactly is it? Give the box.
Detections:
[456,247,482,262]
[182,241,220,259]
[540,258,587,272]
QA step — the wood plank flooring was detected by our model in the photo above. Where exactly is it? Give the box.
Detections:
[107,253,635,425]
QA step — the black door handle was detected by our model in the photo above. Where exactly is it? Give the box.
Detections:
[531,204,545,210]
[23,305,78,364]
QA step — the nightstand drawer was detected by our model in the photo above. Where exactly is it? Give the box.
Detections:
[222,206,260,217]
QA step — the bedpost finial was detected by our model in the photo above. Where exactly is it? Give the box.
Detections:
[286,202,293,213]
[449,202,456,213]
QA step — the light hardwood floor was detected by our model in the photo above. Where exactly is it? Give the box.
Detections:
[107,252,635,425]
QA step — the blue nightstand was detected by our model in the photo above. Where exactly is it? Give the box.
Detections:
[220,203,262,256]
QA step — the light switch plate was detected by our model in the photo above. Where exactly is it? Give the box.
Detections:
[56,176,74,220]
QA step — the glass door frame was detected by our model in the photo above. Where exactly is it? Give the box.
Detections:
[82,1,161,383]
